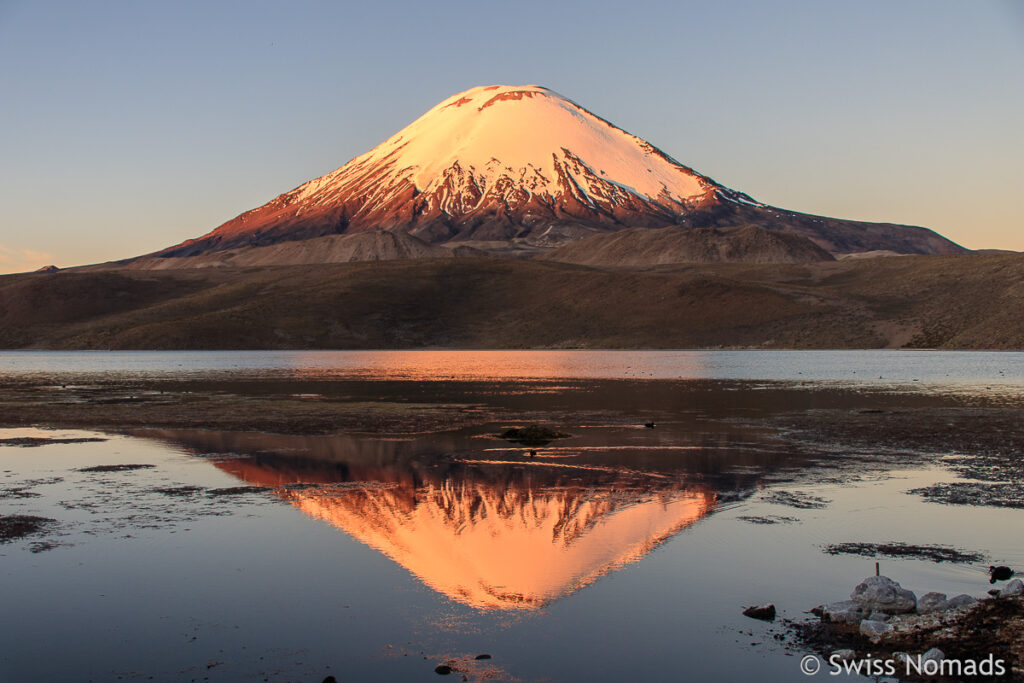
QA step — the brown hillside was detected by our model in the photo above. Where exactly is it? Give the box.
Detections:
[1,254,1022,350]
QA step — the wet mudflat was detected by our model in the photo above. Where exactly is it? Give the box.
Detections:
[2,350,1023,682]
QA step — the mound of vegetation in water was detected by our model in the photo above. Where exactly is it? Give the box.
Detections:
[0,437,107,447]
[823,542,986,564]
[910,482,1024,509]
[0,515,55,543]
[498,425,570,446]
[762,489,831,509]
[207,486,270,496]
[78,464,155,473]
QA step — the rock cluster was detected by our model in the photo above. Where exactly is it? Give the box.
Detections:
[819,575,979,644]
[808,574,1024,676]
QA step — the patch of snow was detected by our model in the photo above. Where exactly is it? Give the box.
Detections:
[296,85,708,206]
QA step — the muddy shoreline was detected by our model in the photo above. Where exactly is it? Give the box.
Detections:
[0,378,495,435]
[2,374,1022,437]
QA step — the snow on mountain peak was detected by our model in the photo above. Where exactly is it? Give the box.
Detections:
[294,84,713,211]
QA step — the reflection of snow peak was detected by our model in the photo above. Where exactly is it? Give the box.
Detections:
[194,433,718,611]
[283,479,714,610]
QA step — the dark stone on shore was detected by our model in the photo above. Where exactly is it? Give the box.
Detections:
[323,676,337,683]
[474,654,492,659]
[435,664,453,675]
[944,594,976,609]
[916,592,947,614]
[742,604,776,620]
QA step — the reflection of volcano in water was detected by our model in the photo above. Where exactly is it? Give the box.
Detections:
[140,429,716,610]
[239,462,711,610]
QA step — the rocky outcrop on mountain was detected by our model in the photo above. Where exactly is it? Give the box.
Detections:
[540,225,836,266]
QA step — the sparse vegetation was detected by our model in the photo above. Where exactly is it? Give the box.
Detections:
[822,542,986,564]
[207,486,271,496]
[498,425,570,445]
[0,515,55,543]
[78,464,155,473]
[0,437,107,447]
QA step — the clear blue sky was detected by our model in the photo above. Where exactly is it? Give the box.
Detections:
[1,0,1021,272]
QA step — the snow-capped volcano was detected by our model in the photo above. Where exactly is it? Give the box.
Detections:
[314,84,722,217]
[153,84,962,260]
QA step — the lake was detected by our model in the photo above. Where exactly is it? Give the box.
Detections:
[2,350,1022,682]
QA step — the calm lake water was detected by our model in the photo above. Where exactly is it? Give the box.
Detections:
[2,348,1024,385]
[2,351,1023,682]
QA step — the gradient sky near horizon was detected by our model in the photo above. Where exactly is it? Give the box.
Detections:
[0,0,1021,273]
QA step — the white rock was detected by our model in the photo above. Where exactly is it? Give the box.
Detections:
[916,591,947,613]
[868,611,890,622]
[851,576,917,614]
[859,619,894,643]
[822,600,865,625]
[922,647,945,664]
[893,651,913,667]
[831,649,856,663]
[945,593,978,609]
[999,579,1024,597]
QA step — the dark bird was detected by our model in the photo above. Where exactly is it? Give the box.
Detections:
[527,450,536,457]
[989,565,1014,583]
[644,422,655,429]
